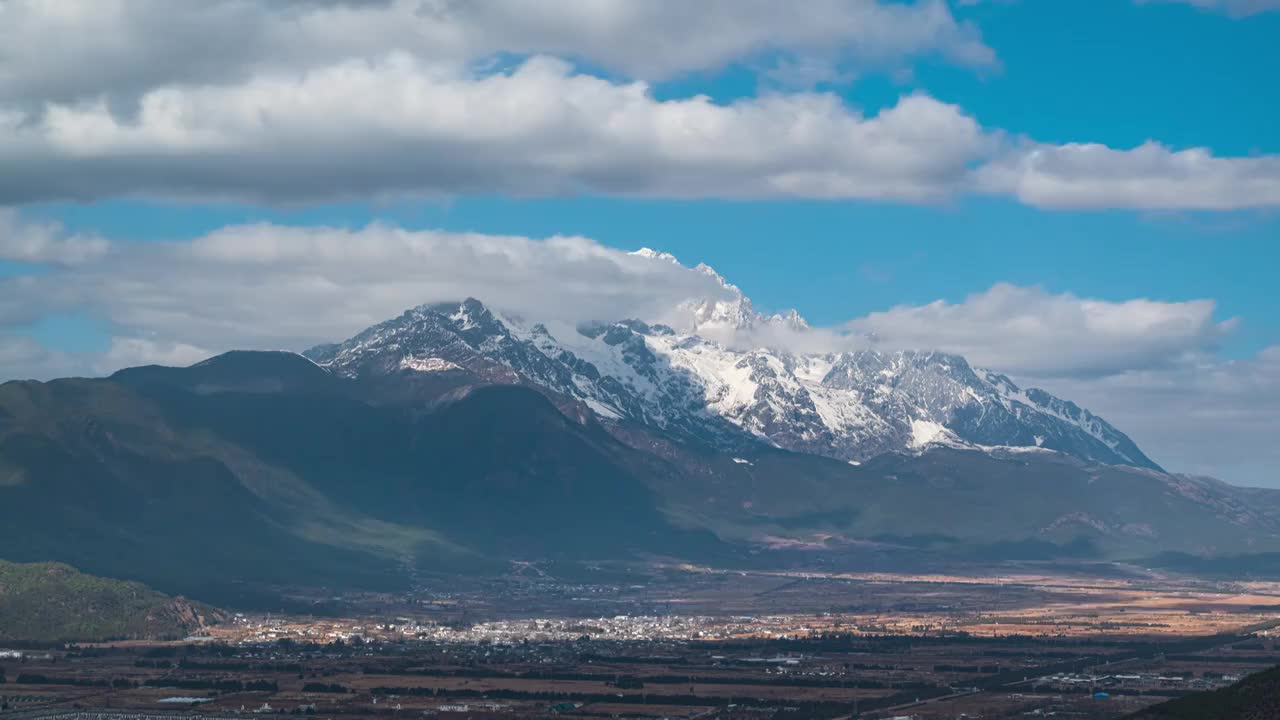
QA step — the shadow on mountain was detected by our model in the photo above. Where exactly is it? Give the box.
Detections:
[4,350,1280,608]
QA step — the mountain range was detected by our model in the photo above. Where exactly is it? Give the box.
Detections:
[1,255,1277,601]
[306,277,1157,471]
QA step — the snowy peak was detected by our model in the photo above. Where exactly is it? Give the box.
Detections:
[306,296,1161,472]
[771,309,810,331]
[816,349,1159,470]
[679,260,762,332]
[629,247,681,264]
[630,247,813,335]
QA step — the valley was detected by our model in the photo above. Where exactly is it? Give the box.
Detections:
[4,565,1280,719]
[4,295,1279,717]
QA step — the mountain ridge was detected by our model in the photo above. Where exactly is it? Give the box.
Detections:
[3,346,1279,604]
[305,295,1160,471]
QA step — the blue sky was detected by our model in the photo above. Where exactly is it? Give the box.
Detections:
[1,0,1278,485]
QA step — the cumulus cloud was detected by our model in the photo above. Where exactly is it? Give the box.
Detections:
[0,1,1274,210]
[848,283,1237,378]
[0,222,1239,384]
[0,222,735,363]
[0,0,994,107]
[976,142,1280,210]
[0,57,993,205]
[0,209,110,265]
[10,51,1271,209]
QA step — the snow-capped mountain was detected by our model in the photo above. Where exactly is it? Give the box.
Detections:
[305,286,1161,471]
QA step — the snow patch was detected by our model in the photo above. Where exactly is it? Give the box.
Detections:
[400,356,462,373]
[583,397,622,419]
[909,419,949,448]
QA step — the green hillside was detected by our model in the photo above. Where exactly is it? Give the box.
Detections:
[0,560,222,643]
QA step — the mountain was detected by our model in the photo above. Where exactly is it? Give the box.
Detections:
[2,272,1277,601]
[1,344,1279,602]
[0,352,721,599]
[0,559,222,643]
[305,290,1159,471]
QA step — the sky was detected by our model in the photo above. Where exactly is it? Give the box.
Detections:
[1,0,1277,486]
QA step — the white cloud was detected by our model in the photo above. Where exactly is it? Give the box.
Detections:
[0,0,994,107]
[0,57,995,205]
[0,209,110,264]
[0,222,1239,384]
[0,222,736,364]
[2,54,1275,209]
[848,283,1237,378]
[0,2,1273,210]
[976,141,1280,210]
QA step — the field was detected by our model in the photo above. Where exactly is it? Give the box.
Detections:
[3,563,1280,719]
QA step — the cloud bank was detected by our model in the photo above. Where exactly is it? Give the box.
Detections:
[0,0,994,106]
[851,283,1237,378]
[0,0,1276,209]
[0,219,1240,382]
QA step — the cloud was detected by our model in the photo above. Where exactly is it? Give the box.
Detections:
[97,337,212,372]
[1,54,1275,209]
[0,221,1239,384]
[0,2,1274,210]
[0,336,80,381]
[0,222,736,369]
[0,0,994,107]
[0,57,996,205]
[0,334,209,382]
[1040,347,1280,488]
[976,141,1280,210]
[848,283,1237,378]
[0,209,110,264]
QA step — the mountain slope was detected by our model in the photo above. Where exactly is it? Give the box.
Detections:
[2,348,1279,602]
[0,352,721,597]
[0,560,222,643]
[306,297,1160,470]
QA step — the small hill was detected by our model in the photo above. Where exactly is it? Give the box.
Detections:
[1130,665,1280,719]
[0,559,222,643]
